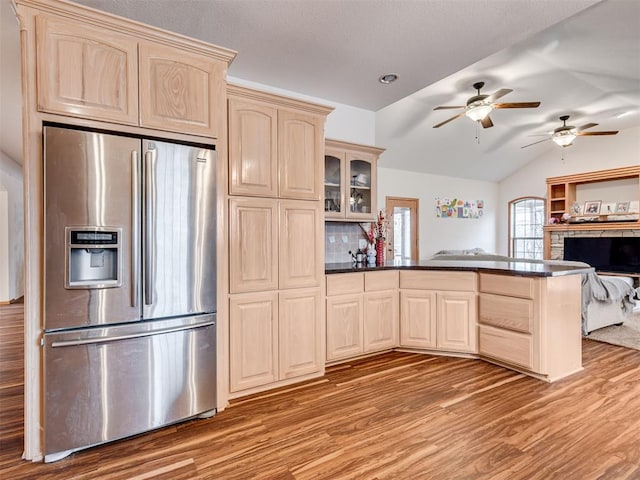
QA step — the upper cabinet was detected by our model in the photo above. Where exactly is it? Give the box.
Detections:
[138,42,226,137]
[33,8,235,137]
[324,139,385,221]
[228,85,333,200]
[36,15,139,125]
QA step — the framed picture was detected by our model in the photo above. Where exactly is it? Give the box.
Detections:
[601,202,616,215]
[615,201,630,214]
[583,200,601,215]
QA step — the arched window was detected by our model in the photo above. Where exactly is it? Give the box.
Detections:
[509,197,545,259]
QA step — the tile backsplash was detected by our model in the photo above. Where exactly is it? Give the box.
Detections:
[325,222,372,263]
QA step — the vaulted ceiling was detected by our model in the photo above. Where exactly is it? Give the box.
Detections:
[5,0,640,182]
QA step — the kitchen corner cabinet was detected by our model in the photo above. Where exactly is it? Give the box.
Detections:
[399,271,477,354]
[324,139,385,221]
[35,12,232,136]
[326,271,398,362]
[228,85,332,200]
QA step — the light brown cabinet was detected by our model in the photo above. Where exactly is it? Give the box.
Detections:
[364,290,398,353]
[227,85,331,397]
[278,200,323,289]
[326,271,398,362]
[399,290,437,349]
[279,289,323,379]
[229,292,279,392]
[36,14,139,125]
[228,85,331,200]
[229,198,322,293]
[230,288,323,393]
[138,42,225,137]
[228,198,278,293]
[477,272,583,381]
[36,13,230,136]
[399,271,477,354]
[326,292,364,361]
[324,139,385,221]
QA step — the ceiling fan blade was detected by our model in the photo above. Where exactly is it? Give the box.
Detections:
[480,115,494,128]
[432,112,466,128]
[433,105,465,110]
[577,123,598,132]
[521,137,551,149]
[577,130,619,136]
[486,88,512,103]
[493,102,541,109]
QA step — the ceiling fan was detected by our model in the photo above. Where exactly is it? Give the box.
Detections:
[521,115,619,149]
[432,81,541,129]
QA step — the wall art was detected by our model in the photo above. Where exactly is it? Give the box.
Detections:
[435,197,484,219]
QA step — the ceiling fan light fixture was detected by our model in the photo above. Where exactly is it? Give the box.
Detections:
[552,130,577,147]
[465,104,493,122]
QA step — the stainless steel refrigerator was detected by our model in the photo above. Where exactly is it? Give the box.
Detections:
[42,125,217,462]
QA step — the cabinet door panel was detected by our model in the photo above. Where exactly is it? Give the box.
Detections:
[400,290,436,348]
[279,201,322,289]
[229,198,278,293]
[364,291,398,352]
[139,42,224,136]
[229,293,278,392]
[36,15,138,124]
[326,294,363,361]
[279,109,323,200]
[437,292,477,353]
[279,289,323,379]
[228,98,278,196]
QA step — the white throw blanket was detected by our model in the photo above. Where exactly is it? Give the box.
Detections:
[430,251,636,335]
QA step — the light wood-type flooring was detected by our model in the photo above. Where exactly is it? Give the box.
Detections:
[2,303,640,479]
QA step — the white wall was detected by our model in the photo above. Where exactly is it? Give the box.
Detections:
[378,167,498,259]
[0,151,24,301]
[0,0,24,302]
[228,76,376,146]
[497,125,640,255]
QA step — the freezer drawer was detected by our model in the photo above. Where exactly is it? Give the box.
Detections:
[43,315,216,462]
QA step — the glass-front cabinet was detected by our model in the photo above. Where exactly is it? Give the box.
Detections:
[324,139,385,221]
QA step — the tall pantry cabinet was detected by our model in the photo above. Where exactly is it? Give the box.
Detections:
[227,85,333,397]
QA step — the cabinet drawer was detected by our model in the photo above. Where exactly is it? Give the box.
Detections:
[479,325,534,370]
[399,271,476,292]
[326,273,364,296]
[479,293,534,334]
[365,270,399,292]
[480,273,535,299]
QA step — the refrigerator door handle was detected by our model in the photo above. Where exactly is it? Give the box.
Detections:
[144,148,155,306]
[131,150,140,308]
[50,320,216,348]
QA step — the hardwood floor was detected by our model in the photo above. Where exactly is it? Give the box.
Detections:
[2,303,640,479]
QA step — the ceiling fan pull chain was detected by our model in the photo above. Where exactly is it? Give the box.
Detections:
[475,122,480,144]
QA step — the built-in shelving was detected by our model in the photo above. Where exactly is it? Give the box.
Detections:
[544,166,640,258]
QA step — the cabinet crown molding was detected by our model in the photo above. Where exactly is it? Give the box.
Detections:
[227,84,334,117]
[325,138,386,156]
[14,0,237,64]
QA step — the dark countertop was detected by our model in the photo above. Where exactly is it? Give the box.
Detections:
[325,259,594,277]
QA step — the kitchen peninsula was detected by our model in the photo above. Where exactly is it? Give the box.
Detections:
[325,259,592,383]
